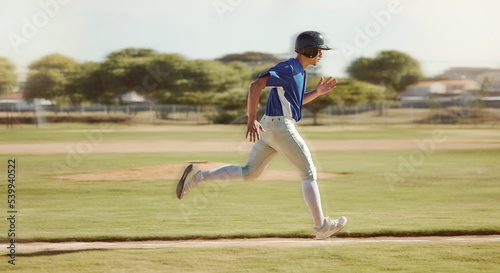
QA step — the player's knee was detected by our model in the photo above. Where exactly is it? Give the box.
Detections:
[301,166,317,181]
[242,165,262,181]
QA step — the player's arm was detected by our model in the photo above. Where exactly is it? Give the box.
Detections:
[303,77,338,105]
[246,74,269,142]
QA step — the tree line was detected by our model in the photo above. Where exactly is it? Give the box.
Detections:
[0,49,423,124]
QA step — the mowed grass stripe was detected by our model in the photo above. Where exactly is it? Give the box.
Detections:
[9,242,500,272]
[2,124,500,144]
[3,147,499,241]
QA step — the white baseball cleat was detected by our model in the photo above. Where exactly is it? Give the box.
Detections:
[176,164,200,200]
[315,216,347,240]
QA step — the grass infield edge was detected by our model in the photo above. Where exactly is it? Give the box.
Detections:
[5,228,500,244]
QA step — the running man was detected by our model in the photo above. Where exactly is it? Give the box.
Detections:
[177,31,346,240]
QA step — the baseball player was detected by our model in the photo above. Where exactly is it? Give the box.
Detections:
[177,31,346,240]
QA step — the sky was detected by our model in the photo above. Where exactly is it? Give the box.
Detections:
[1,0,499,81]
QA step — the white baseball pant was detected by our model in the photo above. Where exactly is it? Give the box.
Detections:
[197,115,325,227]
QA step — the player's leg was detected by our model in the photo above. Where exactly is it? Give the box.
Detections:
[268,118,324,227]
[197,140,277,183]
[177,140,277,199]
[301,179,324,227]
[269,118,347,238]
[241,140,277,181]
[176,164,242,200]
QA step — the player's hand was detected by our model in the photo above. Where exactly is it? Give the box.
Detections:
[246,120,265,143]
[316,77,337,95]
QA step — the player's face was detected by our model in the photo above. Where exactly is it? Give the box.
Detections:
[313,49,322,66]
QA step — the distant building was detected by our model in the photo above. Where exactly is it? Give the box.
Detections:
[439,80,481,94]
[120,91,146,104]
[438,67,500,92]
[0,92,53,111]
[438,67,493,80]
[403,79,480,97]
[403,81,446,96]
[401,79,481,107]
[476,70,500,92]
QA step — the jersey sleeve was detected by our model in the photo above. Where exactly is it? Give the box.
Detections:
[258,62,293,88]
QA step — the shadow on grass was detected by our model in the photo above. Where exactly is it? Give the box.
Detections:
[11,228,500,244]
[18,249,109,257]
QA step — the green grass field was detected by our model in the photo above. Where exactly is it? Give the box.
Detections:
[1,123,500,272]
[9,242,500,272]
[6,148,500,241]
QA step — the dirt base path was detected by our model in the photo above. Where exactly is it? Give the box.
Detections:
[9,236,500,253]
[3,140,500,154]
[52,161,343,181]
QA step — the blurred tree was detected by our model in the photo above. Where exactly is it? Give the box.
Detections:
[177,59,249,104]
[247,64,274,114]
[344,57,375,83]
[304,76,342,125]
[150,53,187,104]
[226,61,252,87]
[78,48,252,120]
[170,59,251,123]
[100,48,160,103]
[74,61,116,105]
[250,63,274,81]
[208,87,248,124]
[91,48,187,108]
[106,48,157,60]
[217,52,284,66]
[21,49,283,123]
[347,50,423,93]
[24,54,82,106]
[304,77,385,125]
[337,79,386,106]
[0,57,17,95]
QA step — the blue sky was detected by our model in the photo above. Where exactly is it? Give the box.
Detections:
[1,0,499,81]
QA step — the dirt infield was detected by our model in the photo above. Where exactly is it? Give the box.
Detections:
[3,140,500,155]
[8,236,500,253]
[53,161,344,181]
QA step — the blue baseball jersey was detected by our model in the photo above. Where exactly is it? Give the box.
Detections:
[258,58,307,122]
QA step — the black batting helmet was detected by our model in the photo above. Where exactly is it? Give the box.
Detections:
[294,31,332,58]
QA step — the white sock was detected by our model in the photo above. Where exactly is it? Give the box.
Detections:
[198,165,244,185]
[302,180,325,228]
